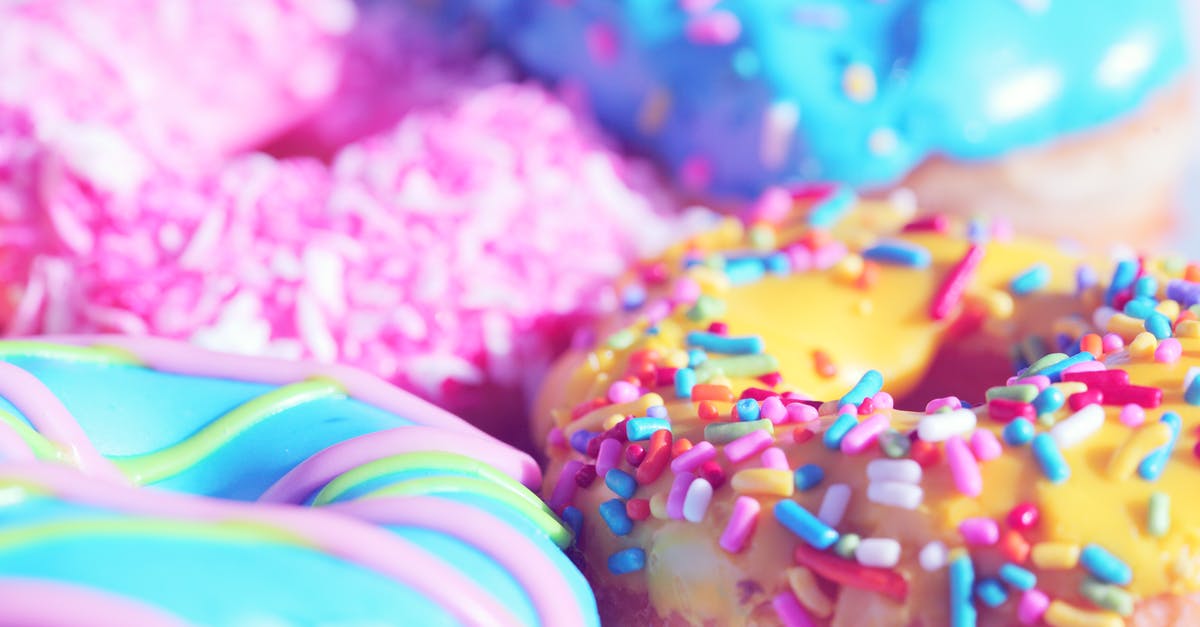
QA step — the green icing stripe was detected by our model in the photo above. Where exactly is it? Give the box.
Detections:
[361,476,572,549]
[0,409,62,461]
[0,516,306,552]
[114,379,345,484]
[0,341,141,366]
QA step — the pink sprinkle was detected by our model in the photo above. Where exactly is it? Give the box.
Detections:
[671,276,702,305]
[761,447,790,471]
[1062,361,1105,375]
[548,427,567,449]
[751,187,793,225]
[1102,333,1125,353]
[871,391,895,410]
[772,590,816,627]
[679,0,721,14]
[725,430,775,463]
[840,414,889,455]
[786,402,819,423]
[596,438,623,477]
[946,436,982,497]
[958,517,1000,545]
[1119,404,1145,427]
[670,441,716,473]
[584,23,619,64]
[548,460,584,513]
[643,299,673,325]
[679,155,713,191]
[666,472,695,520]
[786,245,814,272]
[969,429,1003,461]
[1017,589,1050,625]
[812,241,848,270]
[1156,338,1182,364]
[719,495,761,554]
[1010,375,1051,391]
[685,11,741,45]
[925,396,962,413]
[760,396,788,424]
[607,380,640,404]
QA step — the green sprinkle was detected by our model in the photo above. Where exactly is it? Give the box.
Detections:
[985,384,1039,403]
[694,354,780,382]
[748,224,776,251]
[704,254,726,271]
[834,533,860,559]
[687,295,727,322]
[704,419,774,445]
[1148,492,1170,537]
[1079,577,1134,616]
[1024,353,1068,376]
[606,328,638,350]
[879,430,911,458]
[1037,412,1057,428]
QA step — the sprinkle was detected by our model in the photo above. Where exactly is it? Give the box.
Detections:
[636,429,672,484]
[807,186,857,229]
[855,538,901,568]
[724,257,767,285]
[1145,312,1173,340]
[930,244,985,320]
[722,431,772,464]
[607,380,640,404]
[1003,503,1039,531]
[761,396,788,423]
[674,367,697,399]
[1031,352,1096,382]
[666,472,695,519]
[671,441,716,473]
[549,460,584,512]
[878,429,911,458]
[946,436,983,497]
[1018,589,1051,625]
[793,544,908,601]
[834,533,861,559]
[1001,530,1032,564]
[1106,421,1172,479]
[719,496,761,553]
[1119,404,1145,427]
[1044,600,1123,627]
[705,419,773,445]
[919,541,948,571]
[605,468,638,499]
[698,460,726,489]
[732,468,795,497]
[1032,542,1081,569]
[1001,563,1037,590]
[866,459,922,484]
[823,413,858,450]
[1148,492,1170,537]
[1066,389,1103,411]
[1033,387,1065,415]
[988,398,1036,422]
[785,567,833,619]
[812,350,837,378]
[817,484,852,527]
[626,417,671,441]
[1010,264,1050,295]
[686,331,764,355]
[1079,578,1134,617]
[761,446,790,470]
[975,577,1007,608]
[840,413,889,454]
[1185,374,1200,405]
[695,354,780,380]
[775,500,839,549]
[948,555,977,627]
[1105,259,1139,306]
[862,240,931,268]
[599,499,634,536]
[866,481,923,510]
[926,396,962,413]
[595,438,622,477]
[626,499,650,521]
[685,10,741,44]
[909,439,942,468]
[1049,404,1105,449]
[794,464,825,491]
[772,590,817,627]
[1004,418,1036,446]
[1138,411,1181,480]
[625,444,646,467]
[917,408,977,442]
[1032,433,1070,483]
[692,384,734,403]
[959,518,1000,545]
[608,548,646,575]
[969,430,1003,461]
[787,402,819,423]
[682,478,714,523]
[986,384,1039,403]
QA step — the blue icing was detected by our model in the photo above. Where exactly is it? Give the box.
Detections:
[451,0,1189,196]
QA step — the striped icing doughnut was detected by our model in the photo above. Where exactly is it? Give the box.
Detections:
[534,188,1200,625]
[0,336,597,626]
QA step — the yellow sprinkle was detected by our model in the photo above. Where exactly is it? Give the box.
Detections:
[1051,381,1087,397]
[665,350,690,369]
[786,567,833,618]
[947,547,970,563]
[1044,600,1123,627]
[1107,422,1174,480]
[1177,320,1200,338]
[708,374,734,389]
[1129,332,1158,359]
[748,223,777,252]
[636,87,672,134]
[1156,299,1181,321]
[638,393,665,413]
[842,62,877,103]
[833,254,864,283]
[1032,542,1081,569]
[973,289,1014,321]
[731,469,795,497]
[643,337,673,357]
[650,493,669,520]
[602,413,627,431]
[715,216,745,247]
[855,299,873,316]
[1106,313,1146,341]
[688,266,732,295]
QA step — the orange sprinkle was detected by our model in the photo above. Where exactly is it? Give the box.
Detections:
[673,438,694,458]
[693,384,735,403]
[1079,333,1103,359]
[1186,263,1200,283]
[1178,310,1198,325]
[999,529,1031,563]
[813,350,837,378]
[856,260,880,290]
[698,401,722,422]
[628,349,660,367]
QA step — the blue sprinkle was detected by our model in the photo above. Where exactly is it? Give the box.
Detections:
[687,348,708,367]
[605,469,637,500]
[1145,312,1173,340]
[765,252,791,275]
[999,563,1037,591]
[1032,433,1070,483]
[1033,387,1065,415]
[646,405,668,419]
[949,555,977,627]
[808,186,857,229]
[608,548,646,575]
[1123,296,1157,320]
[599,499,633,536]
[974,577,1007,608]
[862,240,932,268]
[774,500,839,549]
[674,367,696,399]
[1080,544,1132,586]
[1105,259,1138,306]
[626,418,671,442]
[1034,351,1095,383]
[725,257,766,285]
[840,369,883,407]
[570,430,598,455]
[1187,377,1200,406]
[1138,411,1181,480]
[1134,275,1158,298]
[621,284,647,311]
[823,413,858,450]
[1010,264,1050,296]
[686,331,764,355]
[966,218,988,244]
[1075,264,1097,295]
[794,464,825,491]
[1003,418,1035,446]
[562,506,583,539]
[735,398,761,422]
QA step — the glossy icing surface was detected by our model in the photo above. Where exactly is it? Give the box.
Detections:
[0,337,598,626]
[536,190,1200,624]
[452,0,1189,196]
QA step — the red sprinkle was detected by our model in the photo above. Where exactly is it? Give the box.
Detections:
[698,460,727,490]
[857,397,875,416]
[909,439,942,468]
[1062,370,1130,387]
[1007,503,1040,531]
[1096,385,1163,409]
[625,444,646,467]
[930,244,984,320]
[655,367,679,387]
[640,262,670,285]
[586,436,604,459]
[636,430,672,484]
[1068,389,1103,411]
[575,464,597,488]
[793,428,816,445]
[902,214,950,233]
[698,401,722,422]
[708,321,728,335]
[1193,440,1200,460]
[856,261,880,290]
[987,398,1036,423]
[603,418,631,443]
[788,182,839,203]
[626,498,651,521]
[794,544,908,602]
[813,350,837,378]
[740,387,780,401]
[571,397,609,421]
[759,372,783,387]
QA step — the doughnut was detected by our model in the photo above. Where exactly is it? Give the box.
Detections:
[442,0,1193,244]
[0,335,598,625]
[534,189,1200,624]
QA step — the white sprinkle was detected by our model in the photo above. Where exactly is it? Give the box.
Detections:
[760,101,800,169]
[866,459,923,484]
[1184,367,1200,392]
[1049,404,1105,449]
[1092,306,1117,331]
[919,541,948,571]
[867,127,899,156]
[916,408,977,442]
[855,538,901,568]
[303,246,347,317]
[817,483,851,527]
[683,478,714,523]
[866,481,924,510]
[295,290,338,363]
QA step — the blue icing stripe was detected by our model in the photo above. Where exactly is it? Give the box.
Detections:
[452,0,1189,196]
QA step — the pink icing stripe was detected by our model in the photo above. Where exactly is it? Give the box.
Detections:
[0,362,123,482]
[0,419,35,462]
[331,496,586,627]
[0,462,522,627]
[258,426,541,504]
[0,578,190,627]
